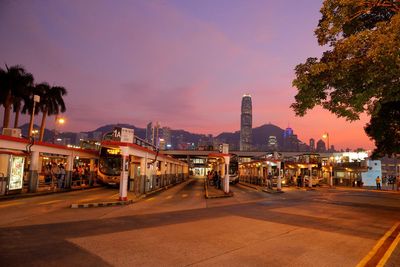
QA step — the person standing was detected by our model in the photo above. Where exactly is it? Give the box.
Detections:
[376,176,381,190]
[58,164,66,189]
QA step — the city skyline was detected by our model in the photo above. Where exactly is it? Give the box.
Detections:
[0,0,374,150]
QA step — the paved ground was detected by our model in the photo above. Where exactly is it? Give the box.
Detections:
[0,178,399,266]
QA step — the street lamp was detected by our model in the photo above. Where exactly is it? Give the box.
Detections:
[28,95,40,138]
[53,116,66,144]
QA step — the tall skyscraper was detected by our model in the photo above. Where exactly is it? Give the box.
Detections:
[316,139,326,152]
[283,127,299,151]
[146,122,153,144]
[146,122,160,147]
[240,94,252,151]
[309,138,315,152]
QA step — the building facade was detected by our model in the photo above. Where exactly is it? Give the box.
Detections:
[240,94,252,151]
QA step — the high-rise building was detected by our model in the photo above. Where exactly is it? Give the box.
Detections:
[146,122,160,147]
[309,138,315,152]
[267,136,278,151]
[283,127,299,151]
[146,122,153,144]
[240,94,252,151]
[161,127,172,149]
[316,139,326,152]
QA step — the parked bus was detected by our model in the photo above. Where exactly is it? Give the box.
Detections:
[97,132,158,185]
[229,154,239,184]
[97,146,122,185]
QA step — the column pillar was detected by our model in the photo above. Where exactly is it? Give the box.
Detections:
[223,156,230,193]
[308,165,313,188]
[65,154,74,189]
[277,161,282,191]
[119,146,129,201]
[28,151,40,193]
[139,157,146,194]
[89,158,95,186]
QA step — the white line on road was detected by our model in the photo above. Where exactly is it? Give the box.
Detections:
[39,200,62,205]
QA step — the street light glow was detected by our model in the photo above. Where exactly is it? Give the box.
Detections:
[57,117,65,124]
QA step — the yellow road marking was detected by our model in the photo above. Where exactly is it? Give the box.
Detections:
[182,194,188,198]
[357,222,400,267]
[165,195,173,199]
[0,202,24,208]
[39,200,62,205]
[377,232,400,267]
[146,197,155,201]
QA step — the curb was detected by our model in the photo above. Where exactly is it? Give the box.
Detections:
[70,199,134,208]
[204,179,233,199]
[0,186,102,202]
[262,189,284,194]
[240,182,284,194]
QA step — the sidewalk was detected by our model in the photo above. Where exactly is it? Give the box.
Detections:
[0,185,101,202]
[204,179,233,198]
[238,181,284,194]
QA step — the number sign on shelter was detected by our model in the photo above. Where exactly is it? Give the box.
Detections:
[112,127,134,143]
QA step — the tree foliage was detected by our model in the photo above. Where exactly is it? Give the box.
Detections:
[292,0,400,156]
[0,65,34,128]
[0,64,67,142]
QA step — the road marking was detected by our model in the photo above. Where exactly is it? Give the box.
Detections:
[146,197,155,201]
[182,194,188,198]
[357,222,400,267]
[377,232,400,267]
[165,195,173,199]
[39,200,62,205]
[0,202,24,208]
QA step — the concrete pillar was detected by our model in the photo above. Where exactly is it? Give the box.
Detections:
[28,151,40,193]
[139,157,146,194]
[65,154,74,189]
[160,160,166,187]
[89,158,95,186]
[119,146,129,201]
[308,165,312,188]
[223,156,230,193]
[277,162,282,191]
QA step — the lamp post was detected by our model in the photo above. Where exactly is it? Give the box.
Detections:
[53,116,65,144]
[28,95,40,138]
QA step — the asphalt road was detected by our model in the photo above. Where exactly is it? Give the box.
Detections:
[0,178,399,266]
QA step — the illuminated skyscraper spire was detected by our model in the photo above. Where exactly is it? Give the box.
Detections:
[240,94,252,151]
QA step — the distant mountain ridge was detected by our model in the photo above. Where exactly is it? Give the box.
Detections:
[12,122,300,150]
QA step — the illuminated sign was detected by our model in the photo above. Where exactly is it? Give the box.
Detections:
[107,149,120,155]
[9,156,25,190]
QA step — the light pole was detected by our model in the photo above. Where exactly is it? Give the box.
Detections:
[28,95,40,138]
[53,116,65,144]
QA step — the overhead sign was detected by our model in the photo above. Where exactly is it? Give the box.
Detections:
[112,127,134,143]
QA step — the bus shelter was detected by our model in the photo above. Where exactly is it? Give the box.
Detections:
[207,153,230,193]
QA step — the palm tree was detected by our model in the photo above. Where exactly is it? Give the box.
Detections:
[0,64,34,128]
[35,83,67,142]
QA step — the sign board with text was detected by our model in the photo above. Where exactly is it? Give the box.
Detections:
[112,127,134,143]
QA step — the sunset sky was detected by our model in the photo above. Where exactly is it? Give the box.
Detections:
[0,0,374,150]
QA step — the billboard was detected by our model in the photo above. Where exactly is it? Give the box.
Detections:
[9,156,25,190]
